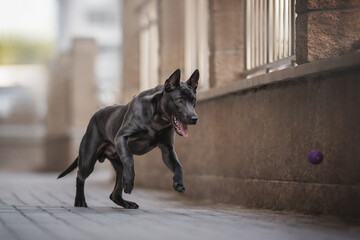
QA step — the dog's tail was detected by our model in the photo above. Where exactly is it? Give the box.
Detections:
[57,157,78,179]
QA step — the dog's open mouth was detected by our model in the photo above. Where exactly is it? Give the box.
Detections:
[171,116,189,137]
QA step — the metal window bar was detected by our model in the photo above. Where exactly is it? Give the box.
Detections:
[246,0,295,72]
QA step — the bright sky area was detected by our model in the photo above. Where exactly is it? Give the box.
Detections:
[0,0,56,41]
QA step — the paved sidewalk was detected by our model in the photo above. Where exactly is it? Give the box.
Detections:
[0,170,359,240]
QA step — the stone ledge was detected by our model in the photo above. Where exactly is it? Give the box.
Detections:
[198,52,360,102]
[185,175,360,218]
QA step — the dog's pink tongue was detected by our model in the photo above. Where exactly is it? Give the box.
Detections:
[179,122,189,137]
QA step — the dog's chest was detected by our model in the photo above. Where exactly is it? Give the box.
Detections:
[127,129,160,155]
[127,115,171,155]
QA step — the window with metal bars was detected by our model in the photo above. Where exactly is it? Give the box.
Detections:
[245,0,295,74]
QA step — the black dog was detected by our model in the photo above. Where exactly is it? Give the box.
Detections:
[58,69,199,209]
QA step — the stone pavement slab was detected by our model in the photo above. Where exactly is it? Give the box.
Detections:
[0,170,359,240]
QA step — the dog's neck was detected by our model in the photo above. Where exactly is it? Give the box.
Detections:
[149,91,172,130]
[151,113,171,131]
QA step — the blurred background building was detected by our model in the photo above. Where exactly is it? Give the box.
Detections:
[1,0,360,218]
[46,0,122,170]
[57,0,122,106]
[0,0,55,170]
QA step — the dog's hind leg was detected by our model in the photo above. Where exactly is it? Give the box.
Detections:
[109,157,139,209]
[75,176,87,207]
[75,125,101,207]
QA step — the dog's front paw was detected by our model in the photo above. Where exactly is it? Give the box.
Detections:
[110,194,139,209]
[123,177,134,194]
[173,182,185,193]
[121,199,139,209]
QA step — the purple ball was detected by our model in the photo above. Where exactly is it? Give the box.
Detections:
[308,150,323,165]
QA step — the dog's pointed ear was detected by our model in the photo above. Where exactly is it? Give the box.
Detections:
[187,69,199,91]
[165,69,181,92]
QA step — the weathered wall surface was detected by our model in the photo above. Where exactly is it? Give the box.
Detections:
[135,55,360,218]
[296,0,360,64]
[158,0,185,82]
[122,0,141,102]
[209,0,245,87]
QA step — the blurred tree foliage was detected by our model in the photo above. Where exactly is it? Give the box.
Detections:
[0,36,54,65]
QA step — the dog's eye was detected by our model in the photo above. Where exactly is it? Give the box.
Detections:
[176,98,184,104]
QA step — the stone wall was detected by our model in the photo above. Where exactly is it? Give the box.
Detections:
[209,0,245,87]
[158,0,185,81]
[134,54,360,218]
[122,0,141,103]
[296,0,360,64]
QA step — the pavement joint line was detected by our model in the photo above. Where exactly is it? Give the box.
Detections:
[38,185,69,206]
[37,206,73,227]
[37,206,94,238]
[0,215,21,240]
[0,197,8,206]
[11,192,27,206]
[60,206,106,226]
[87,205,113,216]
[12,205,61,240]
[57,191,110,215]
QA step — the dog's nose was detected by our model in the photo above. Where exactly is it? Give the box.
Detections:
[189,115,198,125]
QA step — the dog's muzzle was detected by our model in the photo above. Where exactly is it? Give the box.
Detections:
[189,115,198,125]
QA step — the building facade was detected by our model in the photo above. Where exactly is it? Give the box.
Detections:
[121,0,360,218]
[58,0,122,106]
